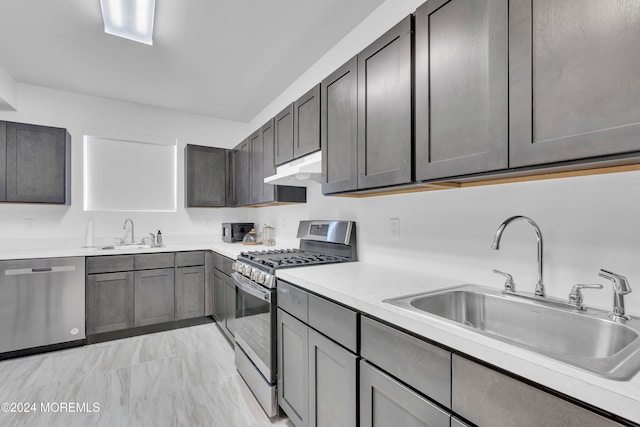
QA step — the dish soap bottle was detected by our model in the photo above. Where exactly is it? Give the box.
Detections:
[156,230,163,246]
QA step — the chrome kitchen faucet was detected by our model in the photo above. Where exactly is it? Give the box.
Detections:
[123,218,135,245]
[491,215,545,297]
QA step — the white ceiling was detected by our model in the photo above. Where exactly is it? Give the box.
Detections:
[0,0,386,122]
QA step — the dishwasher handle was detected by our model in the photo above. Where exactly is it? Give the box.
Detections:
[5,266,77,276]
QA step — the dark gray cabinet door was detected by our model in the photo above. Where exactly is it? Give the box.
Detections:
[360,361,450,427]
[260,118,277,203]
[510,0,640,167]
[233,138,250,206]
[294,84,321,159]
[308,329,357,427]
[212,269,226,324]
[321,57,358,194]
[204,252,213,317]
[185,144,227,207]
[224,274,236,338]
[86,272,134,335]
[175,266,205,320]
[249,129,263,205]
[275,104,294,166]
[357,16,412,190]
[415,0,508,180]
[134,268,175,326]
[452,355,625,427]
[0,121,6,201]
[277,309,309,427]
[5,122,69,204]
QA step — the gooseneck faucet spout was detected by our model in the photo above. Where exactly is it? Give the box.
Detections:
[123,218,135,245]
[491,215,545,297]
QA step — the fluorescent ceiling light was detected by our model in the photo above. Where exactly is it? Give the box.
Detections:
[100,0,156,45]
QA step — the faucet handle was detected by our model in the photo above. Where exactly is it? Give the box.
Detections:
[148,232,157,246]
[493,269,516,292]
[568,284,603,310]
[598,269,632,294]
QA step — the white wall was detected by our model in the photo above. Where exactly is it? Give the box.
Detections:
[0,83,251,247]
[251,0,640,313]
[0,65,17,110]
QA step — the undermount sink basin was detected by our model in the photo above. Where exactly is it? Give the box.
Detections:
[385,285,640,380]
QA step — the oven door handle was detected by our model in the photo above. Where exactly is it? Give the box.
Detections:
[232,273,272,303]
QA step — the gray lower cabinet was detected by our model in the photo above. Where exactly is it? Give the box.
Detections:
[452,355,625,427]
[134,268,175,327]
[212,268,226,324]
[2,121,70,204]
[175,266,205,320]
[223,273,236,338]
[86,271,134,335]
[204,252,214,317]
[277,309,309,427]
[185,144,228,207]
[308,329,357,427]
[509,0,640,167]
[414,0,508,180]
[360,361,450,427]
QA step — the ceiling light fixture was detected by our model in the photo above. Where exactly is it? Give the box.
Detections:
[100,0,156,45]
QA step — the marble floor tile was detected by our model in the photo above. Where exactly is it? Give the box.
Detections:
[0,323,290,427]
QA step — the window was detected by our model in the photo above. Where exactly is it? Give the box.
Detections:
[83,134,177,211]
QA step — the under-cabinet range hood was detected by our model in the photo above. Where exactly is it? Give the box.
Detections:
[264,151,321,187]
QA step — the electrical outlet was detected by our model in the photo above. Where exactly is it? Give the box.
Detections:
[390,218,400,240]
[24,218,35,231]
[204,219,212,229]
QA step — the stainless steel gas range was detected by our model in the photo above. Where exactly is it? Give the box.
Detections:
[232,220,356,417]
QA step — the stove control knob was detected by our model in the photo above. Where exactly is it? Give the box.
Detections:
[242,265,252,276]
[264,275,276,288]
[257,273,266,284]
[251,269,260,281]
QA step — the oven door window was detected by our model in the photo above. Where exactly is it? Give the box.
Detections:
[235,283,273,378]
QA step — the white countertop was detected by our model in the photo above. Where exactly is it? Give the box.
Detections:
[0,240,277,262]
[276,262,640,424]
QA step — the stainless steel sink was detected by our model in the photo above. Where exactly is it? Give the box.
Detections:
[97,244,156,250]
[385,285,640,380]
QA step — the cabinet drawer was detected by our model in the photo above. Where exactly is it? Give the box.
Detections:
[277,281,308,322]
[86,255,134,274]
[452,355,624,427]
[308,293,358,353]
[361,316,451,409]
[212,252,224,271]
[134,253,175,270]
[176,251,205,267]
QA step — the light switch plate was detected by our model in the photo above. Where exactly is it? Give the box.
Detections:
[390,218,400,240]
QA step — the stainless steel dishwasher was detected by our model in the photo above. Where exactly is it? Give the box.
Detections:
[0,257,85,354]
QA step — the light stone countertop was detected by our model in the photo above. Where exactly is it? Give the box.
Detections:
[0,240,281,262]
[276,262,640,425]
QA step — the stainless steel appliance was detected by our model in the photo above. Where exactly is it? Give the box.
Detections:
[233,220,356,417]
[0,257,85,356]
[222,222,255,243]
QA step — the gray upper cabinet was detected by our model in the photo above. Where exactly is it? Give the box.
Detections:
[3,121,70,204]
[415,0,508,181]
[134,268,175,327]
[293,84,321,159]
[233,138,251,206]
[185,144,227,207]
[250,119,277,205]
[275,104,294,166]
[509,0,640,168]
[321,57,358,194]
[357,16,413,190]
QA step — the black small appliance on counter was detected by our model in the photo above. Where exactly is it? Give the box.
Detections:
[222,222,254,243]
